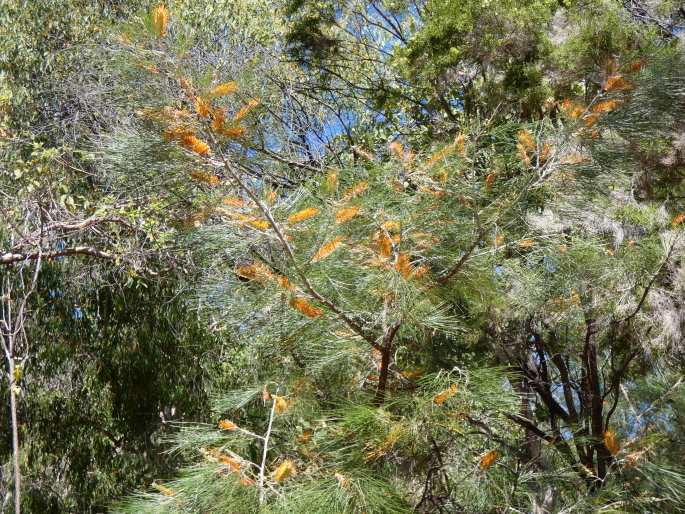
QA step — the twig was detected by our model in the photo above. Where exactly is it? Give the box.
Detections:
[258,397,277,505]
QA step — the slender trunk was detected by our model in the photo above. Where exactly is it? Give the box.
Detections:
[374,321,401,405]
[374,344,392,405]
[8,361,20,514]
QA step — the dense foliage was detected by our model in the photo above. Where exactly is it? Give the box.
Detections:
[1,1,685,513]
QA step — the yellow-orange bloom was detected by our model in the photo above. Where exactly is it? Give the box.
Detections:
[671,213,684,227]
[151,4,169,38]
[591,99,621,113]
[274,395,290,414]
[604,430,620,455]
[218,419,237,430]
[341,181,369,201]
[288,207,319,224]
[190,170,220,186]
[273,460,296,482]
[517,130,535,152]
[289,297,324,318]
[395,253,413,278]
[312,236,345,262]
[335,206,360,223]
[479,450,498,470]
[210,81,238,97]
[194,97,210,117]
[604,74,632,92]
[221,126,245,138]
[182,134,210,155]
[377,231,393,258]
[234,98,260,122]
[434,383,457,405]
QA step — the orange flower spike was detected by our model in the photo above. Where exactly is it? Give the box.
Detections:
[151,4,169,38]
[274,395,290,414]
[288,207,319,224]
[181,134,210,155]
[485,172,495,191]
[591,99,621,113]
[517,130,536,152]
[223,196,245,207]
[312,236,345,262]
[194,97,211,117]
[396,253,413,278]
[335,206,360,224]
[210,81,238,97]
[377,231,393,258]
[604,430,620,455]
[289,297,324,318]
[454,133,466,156]
[190,170,220,186]
[234,98,261,122]
[221,127,245,138]
[210,107,225,131]
[273,460,296,482]
[218,419,238,431]
[479,450,498,470]
[342,181,369,201]
[434,383,457,405]
[604,74,632,92]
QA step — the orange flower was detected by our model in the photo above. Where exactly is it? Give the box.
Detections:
[211,107,226,131]
[454,133,466,156]
[485,172,495,191]
[388,140,404,160]
[274,395,290,414]
[221,126,245,138]
[151,4,169,38]
[223,196,245,207]
[190,170,220,186]
[218,419,237,431]
[518,239,534,249]
[289,297,324,318]
[273,460,296,482]
[325,170,338,191]
[604,74,632,92]
[494,234,505,247]
[288,207,319,224]
[591,99,621,113]
[236,262,273,282]
[517,130,535,152]
[247,219,270,230]
[335,206,360,223]
[377,231,393,258]
[312,236,345,262]
[479,450,498,470]
[341,181,369,201]
[411,265,429,279]
[210,81,238,97]
[298,430,313,444]
[583,114,599,127]
[516,143,531,167]
[434,383,457,405]
[604,430,620,455]
[194,97,211,117]
[234,98,260,122]
[671,213,684,227]
[395,253,413,278]
[152,482,175,496]
[182,134,210,155]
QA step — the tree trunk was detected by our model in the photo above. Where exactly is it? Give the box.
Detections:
[8,362,20,514]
